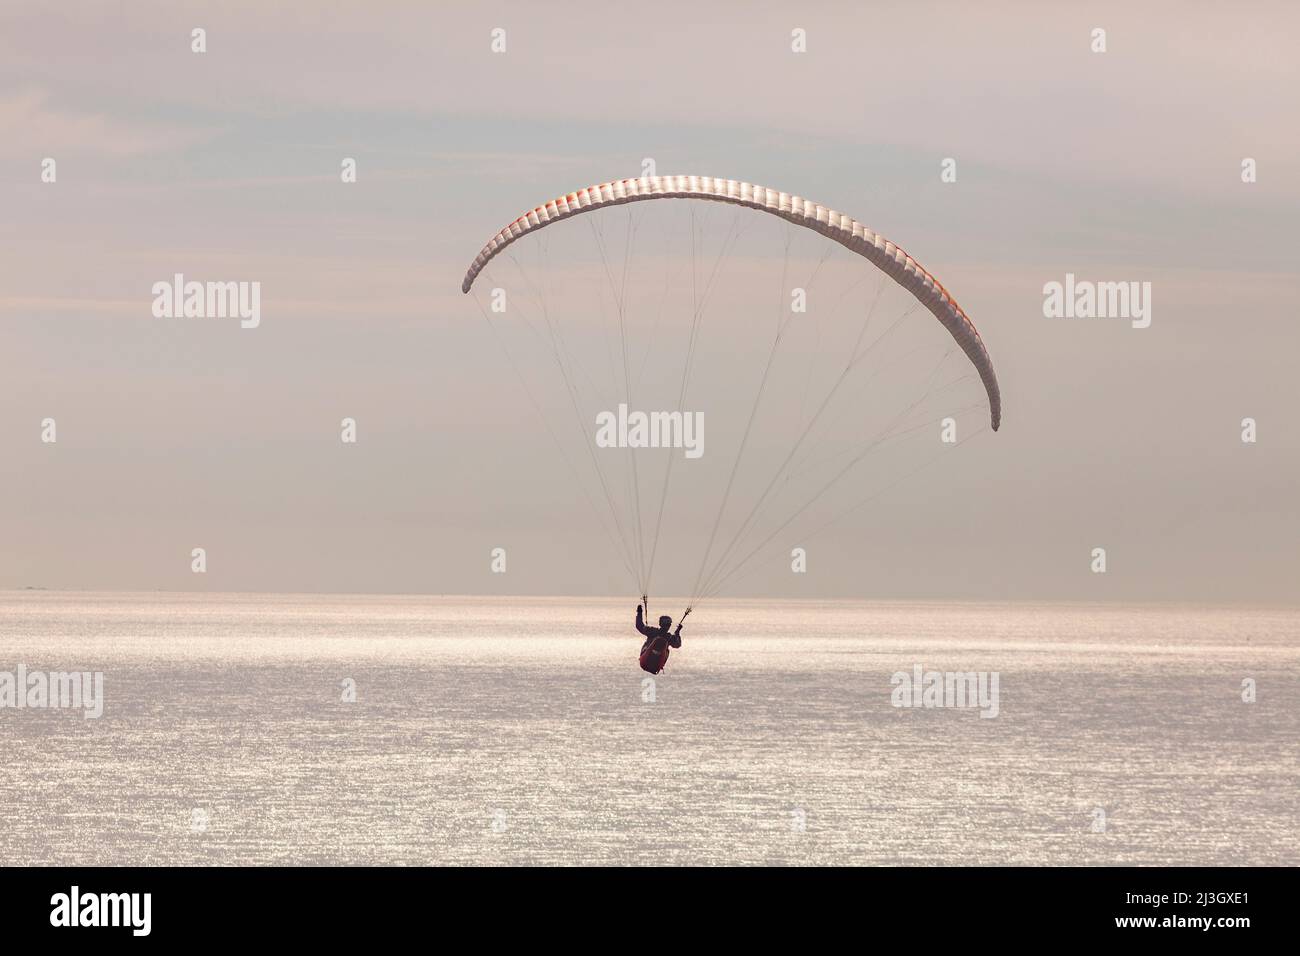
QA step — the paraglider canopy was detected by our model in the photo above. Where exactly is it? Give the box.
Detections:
[463,176,999,430]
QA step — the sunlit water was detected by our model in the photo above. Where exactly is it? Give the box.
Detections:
[1,592,1296,866]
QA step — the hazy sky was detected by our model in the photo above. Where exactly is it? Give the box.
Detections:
[2,1,1298,602]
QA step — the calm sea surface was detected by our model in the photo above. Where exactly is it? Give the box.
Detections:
[1,592,1296,865]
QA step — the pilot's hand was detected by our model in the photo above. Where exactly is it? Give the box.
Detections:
[637,604,643,614]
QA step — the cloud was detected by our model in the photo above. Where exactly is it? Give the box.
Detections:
[0,89,221,160]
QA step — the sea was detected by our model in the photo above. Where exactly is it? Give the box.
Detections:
[1,591,1296,866]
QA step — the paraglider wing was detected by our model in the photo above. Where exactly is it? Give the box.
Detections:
[461,175,1001,430]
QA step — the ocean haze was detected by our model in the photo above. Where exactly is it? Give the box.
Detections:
[2,591,1295,866]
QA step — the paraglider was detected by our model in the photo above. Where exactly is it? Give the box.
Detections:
[462,176,1002,671]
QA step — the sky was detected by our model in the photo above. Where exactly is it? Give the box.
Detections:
[1,1,1298,602]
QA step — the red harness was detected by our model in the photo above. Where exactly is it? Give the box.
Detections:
[639,636,671,674]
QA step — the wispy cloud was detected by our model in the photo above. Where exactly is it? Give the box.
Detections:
[0,89,222,159]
